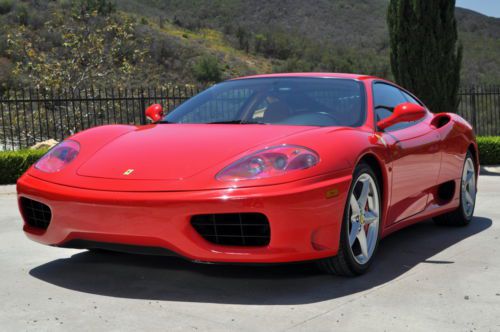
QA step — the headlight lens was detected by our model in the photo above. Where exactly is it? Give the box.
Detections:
[35,140,80,173]
[216,145,319,182]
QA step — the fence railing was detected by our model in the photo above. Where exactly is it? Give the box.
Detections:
[457,86,500,137]
[0,86,202,150]
[0,85,499,150]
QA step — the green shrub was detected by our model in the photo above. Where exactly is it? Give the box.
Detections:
[0,149,47,185]
[0,0,12,15]
[16,3,29,25]
[192,55,222,83]
[477,136,500,165]
[72,0,116,17]
[273,57,314,73]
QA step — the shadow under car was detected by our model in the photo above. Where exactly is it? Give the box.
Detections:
[29,217,492,305]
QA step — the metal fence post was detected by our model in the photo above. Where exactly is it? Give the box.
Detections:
[140,88,146,125]
[470,86,478,134]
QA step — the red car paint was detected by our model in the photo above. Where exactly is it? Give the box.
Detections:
[145,103,164,122]
[16,73,478,263]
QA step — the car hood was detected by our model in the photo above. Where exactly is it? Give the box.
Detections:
[76,124,317,181]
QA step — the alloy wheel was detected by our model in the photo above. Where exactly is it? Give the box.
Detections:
[348,173,380,265]
[461,157,476,217]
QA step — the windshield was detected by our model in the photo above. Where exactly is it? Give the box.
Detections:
[164,77,366,127]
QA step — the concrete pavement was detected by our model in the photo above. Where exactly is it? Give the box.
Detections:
[0,175,499,331]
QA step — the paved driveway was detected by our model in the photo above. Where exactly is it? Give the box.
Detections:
[1,175,499,331]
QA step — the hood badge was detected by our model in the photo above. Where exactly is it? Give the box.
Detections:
[123,169,134,176]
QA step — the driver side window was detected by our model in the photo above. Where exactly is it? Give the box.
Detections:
[373,83,419,131]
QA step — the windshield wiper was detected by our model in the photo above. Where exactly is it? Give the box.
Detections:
[206,120,267,125]
[157,120,267,124]
[206,120,243,124]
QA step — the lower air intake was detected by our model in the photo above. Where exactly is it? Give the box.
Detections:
[20,197,52,230]
[191,213,270,247]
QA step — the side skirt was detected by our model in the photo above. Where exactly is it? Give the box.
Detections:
[381,179,461,238]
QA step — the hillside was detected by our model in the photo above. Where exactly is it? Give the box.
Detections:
[119,0,499,84]
[0,0,498,91]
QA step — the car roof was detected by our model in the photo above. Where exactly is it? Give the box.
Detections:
[232,72,381,81]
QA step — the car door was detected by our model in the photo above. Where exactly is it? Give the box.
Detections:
[373,82,442,224]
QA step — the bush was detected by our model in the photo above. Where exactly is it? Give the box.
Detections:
[192,55,222,83]
[16,4,29,26]
[0,149,47,185]
[477,136,500,165]
[273,57,314,73]
[0,0,13,15]
[73,0,116,17]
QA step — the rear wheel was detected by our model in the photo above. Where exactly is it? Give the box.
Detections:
[317,162,381,276]
[434,151,476,226]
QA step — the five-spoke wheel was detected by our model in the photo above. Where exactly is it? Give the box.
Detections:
[348,173,380,265]
[317,162,381,276]
[461,157,476,218]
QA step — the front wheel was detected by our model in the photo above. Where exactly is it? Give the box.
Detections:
[434,151,477,226]
[317,162,381,276]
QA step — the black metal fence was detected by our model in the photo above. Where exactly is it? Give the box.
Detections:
[0,85,499,150]
[457,86,500,137]
[0,86,202,150]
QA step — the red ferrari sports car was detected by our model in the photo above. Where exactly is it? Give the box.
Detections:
[17,73,478,276]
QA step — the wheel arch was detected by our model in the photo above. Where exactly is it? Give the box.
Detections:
[358,153,384,193]
[356,152,390,227]
[468,143,479,173]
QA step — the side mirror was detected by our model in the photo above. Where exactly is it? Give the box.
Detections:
[377,102,426,130]
[145,104,164,123]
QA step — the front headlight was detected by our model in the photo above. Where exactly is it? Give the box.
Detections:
[216,145,319,182]
[35,140,80,173]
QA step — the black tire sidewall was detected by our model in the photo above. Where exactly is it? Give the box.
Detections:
[340,162,382,274]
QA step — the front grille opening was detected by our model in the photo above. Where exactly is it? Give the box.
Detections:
[20,197,52,230]
[191,213,270,247]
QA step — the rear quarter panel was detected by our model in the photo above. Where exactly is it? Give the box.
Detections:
[436,113,477,184]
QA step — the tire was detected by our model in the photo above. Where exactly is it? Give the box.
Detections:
[317,162,382,276]
[434,151,477,226]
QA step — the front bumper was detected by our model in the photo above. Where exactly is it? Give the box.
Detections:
[17,173,351,263]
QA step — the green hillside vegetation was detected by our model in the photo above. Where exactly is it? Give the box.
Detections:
[0,0,273,90]
[0,0,498,91]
